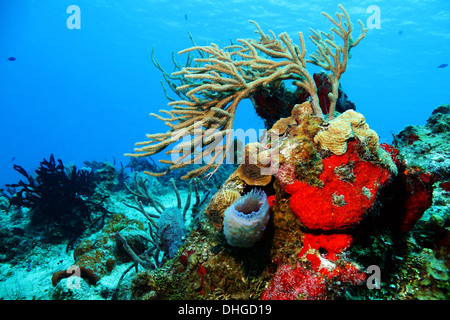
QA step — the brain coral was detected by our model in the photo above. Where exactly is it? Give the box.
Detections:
[223,189,270,248]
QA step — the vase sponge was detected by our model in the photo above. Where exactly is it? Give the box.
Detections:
[223,189,270,248]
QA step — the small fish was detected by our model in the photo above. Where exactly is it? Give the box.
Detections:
[437,64,448,68]
[11,157,15,161]
[7,57,16,61]
[185,14,188,21]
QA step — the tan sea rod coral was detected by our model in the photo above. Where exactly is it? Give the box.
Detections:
[126,5,367,180]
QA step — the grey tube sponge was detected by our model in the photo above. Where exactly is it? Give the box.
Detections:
[223,189,270,248]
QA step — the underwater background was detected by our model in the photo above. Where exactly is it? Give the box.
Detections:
[0,0,449,302]
[1,0,449,186]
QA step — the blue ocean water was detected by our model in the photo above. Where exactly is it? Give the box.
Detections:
[1,0,449,187]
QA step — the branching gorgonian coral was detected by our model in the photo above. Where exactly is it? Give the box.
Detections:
[126,5,367,180]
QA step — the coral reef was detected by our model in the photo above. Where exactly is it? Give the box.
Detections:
[128,87,409,300]
[205,184,241,229]
[4,5,448,302]
[51,213,145,287]
[126,5,367,180]
[426,105,450,134]
[3,103,447,300]
[392,104,449,236]
[260,259,366,300]
[285,140,392,231]
[227,143,273,187]
[251,71,356,129]
[120,8,449,301]
[299,233,353,261]
[314,109,397,173]
[6,154,110,244]
[260,263,327,300]
[120,176,211,272]
[158,206,187,259]
[125,100,450,301]
[395,104,450,180]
